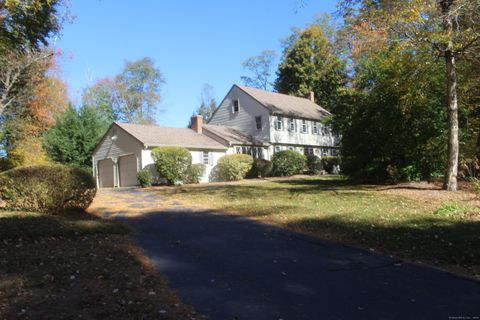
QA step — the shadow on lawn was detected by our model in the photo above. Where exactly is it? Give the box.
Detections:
[287,215,480,270]
[0,211,130,240]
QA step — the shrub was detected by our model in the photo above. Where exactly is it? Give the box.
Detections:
[306,155,322,175]
[321,156,341,174]
[137,169,153,188]
[247,159,273,178]
[151,146,192,185]
[215,154,253,181]
[0,164,96,214]
[184,164,206,184]
[272,150,306,177]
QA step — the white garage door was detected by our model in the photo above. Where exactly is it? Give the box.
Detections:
[119,154,138,187]
[98,158,115,188]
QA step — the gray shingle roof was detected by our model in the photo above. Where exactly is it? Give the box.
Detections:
[237,85,331,120]
[116,122,227,150]
[202,124,269,146]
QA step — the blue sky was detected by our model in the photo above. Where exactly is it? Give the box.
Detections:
[56,0,338,128]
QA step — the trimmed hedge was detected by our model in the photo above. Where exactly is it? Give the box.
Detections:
[247,159,273,178]
[272,150,306,177]
[137,169,153,188]
[215,154,253,181]
[321,156,341,174]
[151,146,192,185]
[0,165,96,213]
[306,154,323,174]
[184,164,206,184]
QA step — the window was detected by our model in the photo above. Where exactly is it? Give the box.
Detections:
[202,151,210,165]
[304,147,314,156]
[232,99,239,113]
[275,116,283,130]
[235,146,242,154]
[274,146,281,153]
[255,116,262,130]
[301,120,307,133]
[288,146,294,151]
[288,118,296,132]
[312,122,318,134]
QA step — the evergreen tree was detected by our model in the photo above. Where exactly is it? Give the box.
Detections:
[43,104,110,170]
[274,25,346,108]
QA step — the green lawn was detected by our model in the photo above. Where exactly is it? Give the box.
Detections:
[162,176,480,277]
[0,210,200,319]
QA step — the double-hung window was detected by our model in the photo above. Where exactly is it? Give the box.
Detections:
[232,100,239,113]
[301,120,307,133]
[275,116,283,130]
[289,118,296,132]
[255,116,262,130]
[202,151,210,165]
[312,122,318,134]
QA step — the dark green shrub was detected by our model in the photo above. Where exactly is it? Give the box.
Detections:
[0,165,96,213]
[184,164,206,184]
[247,159,273,178]
[151,146,192,185]
[306,155,323,174]
[272,150,306,177]
[321,156,341,174]
[215,154,253,181]
[137,169,153,188]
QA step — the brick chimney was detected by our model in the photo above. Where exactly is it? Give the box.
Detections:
[304,91,315,103]
[191,115,203,134]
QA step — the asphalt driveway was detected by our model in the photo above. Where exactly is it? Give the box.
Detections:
[91,188,480,320]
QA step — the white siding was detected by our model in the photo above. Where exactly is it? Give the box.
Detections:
[209,86,270,141]
[141,148,227,183]
[269,116,340,148]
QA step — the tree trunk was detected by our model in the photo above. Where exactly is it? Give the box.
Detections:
[441,0,459,191]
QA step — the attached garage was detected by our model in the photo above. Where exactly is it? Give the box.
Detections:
[118,154,138,187]
[98,158,115,188]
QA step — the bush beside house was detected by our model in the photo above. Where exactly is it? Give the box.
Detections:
[272,150,306,177]
[306,154,323,174]
[185,164,206,184]
[151,146,192,185]
[137,169,153,188]
[247,159,273,178]
[0,165,96,213]
[321,156,341,174]
[214,154,253,181]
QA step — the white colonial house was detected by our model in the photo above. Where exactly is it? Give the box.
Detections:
[92,84,340,187]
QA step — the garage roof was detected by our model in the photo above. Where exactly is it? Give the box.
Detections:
[116,122,228,150]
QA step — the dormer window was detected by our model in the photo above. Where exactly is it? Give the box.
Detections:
[232,99,239,113]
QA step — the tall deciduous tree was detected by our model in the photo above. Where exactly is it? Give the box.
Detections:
[82,57,165,125]
[274,25,346,107]
[339,0,480,190]
[0,0,68,52]
[191,84,217,125]
[240,50,276,90]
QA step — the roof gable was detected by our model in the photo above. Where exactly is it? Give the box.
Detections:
[236,85,331,120]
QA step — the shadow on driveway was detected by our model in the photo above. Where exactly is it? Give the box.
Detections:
[120,208,480,320]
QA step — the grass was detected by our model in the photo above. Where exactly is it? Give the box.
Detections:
[159,175,480,278]
[0,210,202,319]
